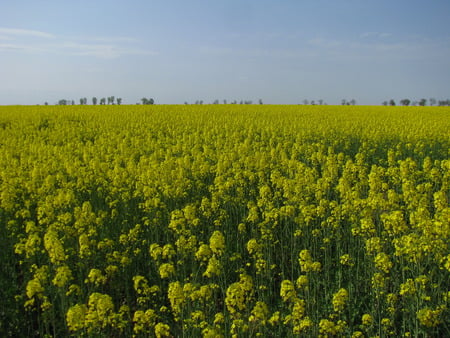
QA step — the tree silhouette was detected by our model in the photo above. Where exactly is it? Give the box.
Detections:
[400,99,410,106]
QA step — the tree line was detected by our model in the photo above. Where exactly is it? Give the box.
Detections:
[382,98,450,106]
[48,97,155,106]
[45,97,450,106]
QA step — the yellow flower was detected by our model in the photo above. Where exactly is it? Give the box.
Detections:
[332,288,349,313]
[66,304,87,331]
[374,252,393,273]
[214,312,225,325]
[85,292,115,330]
[85,268,107,286]
[400,279,416,296]
[249,301,269,324]
[296,275,309,289]
[52,265,73,288]
[291,298,306,321]
[167,281,184,318]
[133,309,156,333]
[209,230,225,256]
[371,272,386,289]
[417,306,444,328]
[196,243,212,261]
[293,316,313,334]
[340,254,354,267]
[162,244,176,259]
[225,274,254,315]
[298,249,321,272]
[280,280,296,302]
[268,311,280,326]
[365,237,382,255]
[149,243,162,261]
[361,313,373,326]
[154,322,171,338]
[238,223,246,233]
[159,263,175,279]
[319,319,340,336]
[246,238,261,256]
[203,255,222,278]
[44,229,66,263]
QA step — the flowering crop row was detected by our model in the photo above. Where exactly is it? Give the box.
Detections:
[0,105,449,337]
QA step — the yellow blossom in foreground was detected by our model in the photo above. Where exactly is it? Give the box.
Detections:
[209,230,225,256]
[85,293,115,330]
[280,280,296,302]
[203,255,222,278]
[154,322,171,338]
[52,265,73,288]
[249,301,269,324]
[196,243,212,261]
[159,263,175,279]
[374,252,393,273]
[332,288,349,313]
[133,309,156,333]
[361,313,373,326]
[417,306,444,328]
[66,304,87,331]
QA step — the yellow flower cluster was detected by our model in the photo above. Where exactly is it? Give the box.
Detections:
[1,105,449,336]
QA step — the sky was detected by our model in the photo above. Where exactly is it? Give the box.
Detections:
[1,0,449,105]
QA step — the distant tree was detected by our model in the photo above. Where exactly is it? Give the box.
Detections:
[303,99,309,105]
[382,101,388,106]
[341,99,347,105]
[116,98,122,105]
[92,97,97,105]
[223,99,227,104]
[389,99,396,106]
[239,100,243,104]
[419,98,427,106]
[100,98,106,105]
[71,100,75,105]
[184,102,189,105]
[429,98,436,106]
[318,99,323,105]
[400,99,410,106]
[311,100,315,105]
[259,99,263,105]
[213,99,219,104]
[199,100,203,105]
[350,99,356,105]
[244,100,252,104]
[141,98,154,105]
[44,102,48,106]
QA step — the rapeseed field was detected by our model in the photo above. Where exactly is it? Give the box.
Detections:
[0,105,449,337]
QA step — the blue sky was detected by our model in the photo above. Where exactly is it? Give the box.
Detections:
[1,0,449,105]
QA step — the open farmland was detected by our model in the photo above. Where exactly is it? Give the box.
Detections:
[0,105,449,337]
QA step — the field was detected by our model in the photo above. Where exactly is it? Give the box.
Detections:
[0,105,449,337]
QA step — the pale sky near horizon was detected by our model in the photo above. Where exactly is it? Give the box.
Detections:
[1,0,449,105]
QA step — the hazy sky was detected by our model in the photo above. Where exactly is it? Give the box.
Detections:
[1,0,449,105]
